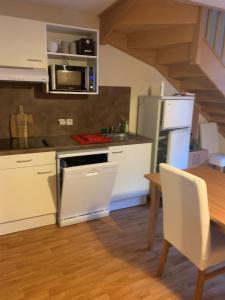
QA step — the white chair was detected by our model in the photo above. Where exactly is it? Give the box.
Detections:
[200,122,225,171]
[158,163,225,300]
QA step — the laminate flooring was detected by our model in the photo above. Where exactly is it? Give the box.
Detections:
[1,205,225,300]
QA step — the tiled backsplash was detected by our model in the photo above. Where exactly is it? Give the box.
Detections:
[0,83,130,138]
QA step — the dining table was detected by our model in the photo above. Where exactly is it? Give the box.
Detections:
[144,166,225,250]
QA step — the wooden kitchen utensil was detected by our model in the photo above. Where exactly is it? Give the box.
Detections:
[10,105,34,138]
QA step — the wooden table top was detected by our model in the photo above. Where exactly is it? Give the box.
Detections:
[145,166,225,228]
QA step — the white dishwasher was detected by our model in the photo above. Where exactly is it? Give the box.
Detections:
[57,148,117,226]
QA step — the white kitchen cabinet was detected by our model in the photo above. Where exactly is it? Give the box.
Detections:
[108,143,151,202]
[46,23,99,95]
[0,152,56,235]
[0,16,47,69]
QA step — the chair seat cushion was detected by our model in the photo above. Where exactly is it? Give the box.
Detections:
[209,153,225,167]
[208,224,225,268]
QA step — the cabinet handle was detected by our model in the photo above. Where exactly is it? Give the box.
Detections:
[37,171,53,175]
[27,59,42,62]
[86,171,99,177]
[112,151,123,154]
[16,159,32,163]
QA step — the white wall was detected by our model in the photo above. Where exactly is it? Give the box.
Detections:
[219,135,225,152]
[199,114,225,152]
[99,45,176,132]
[0,0,98,28]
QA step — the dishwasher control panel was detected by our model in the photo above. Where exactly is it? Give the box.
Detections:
[60,153,108,168]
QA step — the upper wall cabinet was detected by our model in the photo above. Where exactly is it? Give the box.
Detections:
[45,23,99,95]
[0,16,99,94]
[0,16,47,69]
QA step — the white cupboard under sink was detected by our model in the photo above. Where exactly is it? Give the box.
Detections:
[108,143,151,210]
[0,15,47,69]
[0,152,57,235]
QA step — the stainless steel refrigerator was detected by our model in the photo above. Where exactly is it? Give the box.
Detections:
[137,95,195,172]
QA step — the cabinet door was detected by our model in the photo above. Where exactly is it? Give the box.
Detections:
[108,144,151,201]
[0,16,47,69]
[0,164,56,223]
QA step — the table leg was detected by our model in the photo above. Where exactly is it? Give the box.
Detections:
[148,183,161,250]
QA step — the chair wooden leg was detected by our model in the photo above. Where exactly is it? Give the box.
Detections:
[157,239,171,277]
[148,183,161,250]
[194,270,206,300]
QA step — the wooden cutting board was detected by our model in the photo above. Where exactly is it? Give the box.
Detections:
[10,105,34,138]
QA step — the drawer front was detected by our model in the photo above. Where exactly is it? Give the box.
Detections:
[0,151,56,170]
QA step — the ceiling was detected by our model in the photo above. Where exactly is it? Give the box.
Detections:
[17,0,117,14]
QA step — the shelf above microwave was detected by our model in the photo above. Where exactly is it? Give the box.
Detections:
[45,22,99,95]
[47,52,97,61]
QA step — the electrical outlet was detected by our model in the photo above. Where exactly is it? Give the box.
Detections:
[58,119,66,126]
[66,118,73,126]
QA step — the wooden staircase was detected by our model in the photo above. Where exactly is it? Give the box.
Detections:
[99,0,225,137]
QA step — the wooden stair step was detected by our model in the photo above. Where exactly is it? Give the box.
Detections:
[199,100,225,106]
[196,90,225,98]
[201,105,225,113]
[119,0,199,26]
[127,25,195,49]
[108,31,157,65]
[114,24,190,34]
[209,113,225,119]
[157,43,192,64]
[210,116,225,124]
[169,63,203,79]
[196,92,225,106]
[218,126,225,136]
[197,94,225,104]
[180,77,217,92]
[99,0,199,43]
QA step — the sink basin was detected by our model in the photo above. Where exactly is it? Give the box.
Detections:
[105,133,129,141]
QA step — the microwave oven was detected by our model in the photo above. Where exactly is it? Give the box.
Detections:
[49,64,96,92]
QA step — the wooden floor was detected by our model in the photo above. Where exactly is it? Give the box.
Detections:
[1,205,225,300]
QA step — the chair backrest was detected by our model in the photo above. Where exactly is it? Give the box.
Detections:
[159,163,211,269]
[200,122,219,154]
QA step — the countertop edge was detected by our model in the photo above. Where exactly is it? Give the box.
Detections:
[0,135,153,156]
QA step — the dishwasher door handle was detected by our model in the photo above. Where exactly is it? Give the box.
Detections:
[86,171,99,177]
[111,151,123,154]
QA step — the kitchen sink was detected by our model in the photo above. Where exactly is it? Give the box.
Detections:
[105,133,129,141]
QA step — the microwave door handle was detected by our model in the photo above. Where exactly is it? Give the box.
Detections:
[85,67,89,91]
[51,65,56,90]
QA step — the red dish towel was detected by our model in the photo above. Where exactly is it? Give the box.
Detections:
[72,134,113,145]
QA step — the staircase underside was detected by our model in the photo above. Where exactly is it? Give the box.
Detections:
[99,0,225,138]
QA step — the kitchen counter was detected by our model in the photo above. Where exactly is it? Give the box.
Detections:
[0,133,153,156]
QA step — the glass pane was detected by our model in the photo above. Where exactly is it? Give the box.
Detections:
[206,9,219,47]
[215,12,225,57]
